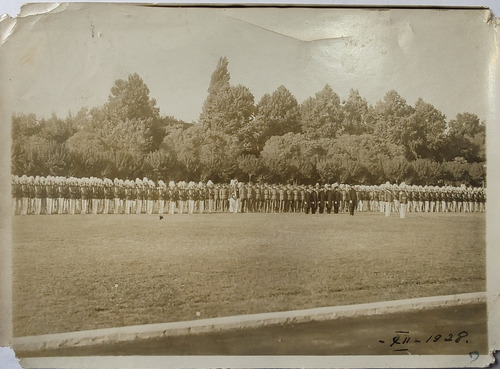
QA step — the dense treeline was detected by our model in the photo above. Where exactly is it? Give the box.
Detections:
[12,57,486,186]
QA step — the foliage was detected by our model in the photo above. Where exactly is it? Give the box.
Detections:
[11,58,486,186]
[300,84,344,139]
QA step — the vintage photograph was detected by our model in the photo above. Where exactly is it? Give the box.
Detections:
[0,3,498,367]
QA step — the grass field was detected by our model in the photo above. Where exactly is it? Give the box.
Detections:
[12,212,485,337]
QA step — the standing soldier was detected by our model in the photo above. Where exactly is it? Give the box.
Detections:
[362,186,371,211]
[207,180,214,214]
[369,186,375,212]
[325,184,333,214]
[278,185,286,213]
[80,178,90,214]
[347,185,357,216]
[263,184,271,213]
[103,178,113,214]
[124,180,133,214]
[168,181,178,215]
[299,185,306,213]
[439,187,445,213]
[310,185,318,214]
[68,178,78,215]
[198,182,206,214]
[158,180,166,215]
[61,177,70,214]
[384,183,393,217]
[356,186,363,212]
[378,185,385,214]
[134,179,142,214]
[187,181,196,214]
[113,178,121,214]
[118,179,126,214]
[28,176,36,214]
[33,176,43,215]
[220,184,228,212]
[417,186,424,212]
[427,186,434,213]
[178,181,187,214]
[318,185,326,214]
[451,188,458,213]
[20,175,30,215]
[254,183,262,213]
[291,185,299,213]
[479,188,485,212]
[466,187,473,213]
[228,180,235,213]
[285,185,292,213]
[90,178,97,214]
[11,175,21,215]
[247,182,255,213]
[45,176,54,215]
[239,182,247,213]
[406,186,414,213]
[422,186,429,213]
[398,182,408,219]
[52,177,61,214]
[341,185,348,213]
[457,187,464,213]
[303,186,311,214]
[333,183,341,214]
[271,185,279,213]
[213,183,219,212]
[146,180,155,214]
[474,188,480,212]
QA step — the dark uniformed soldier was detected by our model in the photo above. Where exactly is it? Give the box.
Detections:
[317,185,326,214]
[325,184,333,214]
[347,185,357,216]
[333,184,341,214]
[310,185,318,214]
[303,186,311,214]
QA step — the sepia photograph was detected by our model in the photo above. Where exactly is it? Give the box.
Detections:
[0,2,499,368]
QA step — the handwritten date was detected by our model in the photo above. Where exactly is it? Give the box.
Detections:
[379,330,469,352]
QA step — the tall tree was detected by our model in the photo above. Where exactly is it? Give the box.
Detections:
[372,90,414,147]
[238,155,262,182]
[207,56,230,95]
[444,112,485,162]
[410,158,443,184]
[300,84,344,139]
[248,85,301,151]
[404,98,447,160]
[261,133,317,183]
[39,113,76,144]
[94,73,164,153]
[199,131,242,181]
[342,89,370,135]
[199,56,255,135]
[12,113,41,138]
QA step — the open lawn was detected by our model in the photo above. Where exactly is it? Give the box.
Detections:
[12,212,485,337]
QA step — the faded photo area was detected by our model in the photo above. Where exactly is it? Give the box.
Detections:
[0,4,498,367]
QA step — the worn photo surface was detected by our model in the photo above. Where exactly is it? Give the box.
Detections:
[1,3,498,367]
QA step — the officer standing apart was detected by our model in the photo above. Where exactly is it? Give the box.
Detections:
[347,185,357,216]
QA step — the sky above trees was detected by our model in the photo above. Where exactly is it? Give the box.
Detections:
[0,5,495,123]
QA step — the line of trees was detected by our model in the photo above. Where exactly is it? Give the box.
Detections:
[11,57,486,186]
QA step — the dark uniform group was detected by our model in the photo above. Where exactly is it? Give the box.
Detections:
[11,175,486,218]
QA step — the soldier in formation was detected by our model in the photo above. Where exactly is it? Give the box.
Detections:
[11,174,486,216]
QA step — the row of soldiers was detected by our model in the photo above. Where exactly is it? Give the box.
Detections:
[11,175,486,216]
